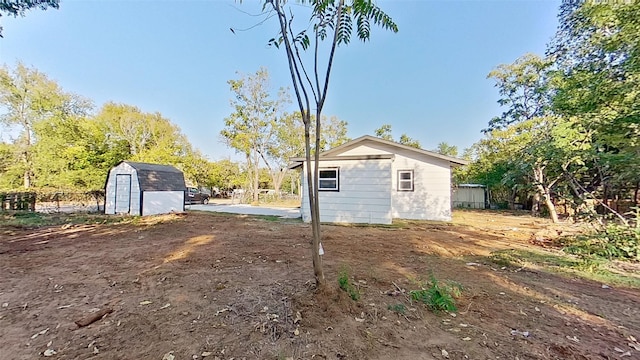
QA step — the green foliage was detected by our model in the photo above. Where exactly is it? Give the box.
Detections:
[373,124,421,148]
[489,248,640,288]
[0,0,59,37]
[0,211,124,229]
[337,268,360,301]
[0,63,218,192]
[409,275,462,313]
[564,224,640,261]
[221,68,288,201]
[387,303,406,315]
[434,142,458,157]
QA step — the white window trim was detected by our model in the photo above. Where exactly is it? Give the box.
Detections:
[398,170,414,192]
[318,167,339,191]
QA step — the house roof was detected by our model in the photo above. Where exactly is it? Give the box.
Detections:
[123,161,187,192]
[289,135,469,167]
[457,183,486,188]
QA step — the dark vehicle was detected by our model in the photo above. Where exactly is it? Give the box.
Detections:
[185,187,210,205]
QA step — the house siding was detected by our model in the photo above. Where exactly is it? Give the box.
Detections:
[300,158,392,224]
[391,152,452,221]
[297,137,461,224]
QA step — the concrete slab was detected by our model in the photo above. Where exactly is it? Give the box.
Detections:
[188,203,301,219]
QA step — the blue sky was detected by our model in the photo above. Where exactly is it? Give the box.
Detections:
[0,0,560,161]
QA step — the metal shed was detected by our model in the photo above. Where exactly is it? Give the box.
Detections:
[104,161,186,216]
[452,184,487,209]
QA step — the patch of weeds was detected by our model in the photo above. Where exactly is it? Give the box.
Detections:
[488,249,640,288]
[387,303,406,315]
[0,211,124,229]
[410,274,462,313]
[563,224,640,261]
[337,267,360,301]
[490,249,579,269]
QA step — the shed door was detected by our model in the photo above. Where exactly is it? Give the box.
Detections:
[115,174,132,214]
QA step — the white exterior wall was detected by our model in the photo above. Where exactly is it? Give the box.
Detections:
[337,145,390,156]
[142,191,184,216]
[300,158,392,224]
[315,141,454,222]
[391,152,452,221]
[104,163,141,215]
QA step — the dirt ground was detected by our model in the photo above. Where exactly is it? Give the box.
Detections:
[1,210,639,360]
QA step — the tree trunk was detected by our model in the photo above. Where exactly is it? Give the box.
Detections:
[312,109,325,288]
[509,188,516,210]
[23,168,31,189]
[534,166,559,223]
[23,128,32,189]
[542,189,559,223]
[531,192,540,216]
[252,152,260,203]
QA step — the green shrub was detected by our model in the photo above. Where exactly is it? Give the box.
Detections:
[564,223,640,261]
[409,275,462,313]
[337,268,360,301]
[387,303,406,315]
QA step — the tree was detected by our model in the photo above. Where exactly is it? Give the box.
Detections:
[434,142,458,157]
[94,102,194,166]
[374,124,393,141]
[373,124,421,148]
[485,54,552,132]
[550,0,640,212]
[486,54,567,222]
[220,68,288,202]
[262,0,398,287]
[266,111,349,198]
[0,0,59,37]
[0,62,91,188]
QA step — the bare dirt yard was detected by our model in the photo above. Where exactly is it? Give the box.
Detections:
[1,210,639,360]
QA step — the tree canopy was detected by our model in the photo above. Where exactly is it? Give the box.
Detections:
[463,0,640,223]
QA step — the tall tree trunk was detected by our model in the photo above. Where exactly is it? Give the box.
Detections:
[312,109,324,288]
[252,152,260,203]
[23,129,32,189]
[509,188,516,210]
[531,192,540,216]
[541,188,559,223]
[534,166,559,223]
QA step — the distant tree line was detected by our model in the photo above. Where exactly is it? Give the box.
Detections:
[0,62,253,193]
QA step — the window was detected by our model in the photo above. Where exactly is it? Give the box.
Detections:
[318,168,339,191]
[398,170,414,191]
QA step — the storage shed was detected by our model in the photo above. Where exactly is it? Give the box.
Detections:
[289,135,468,225]
[105,161,186,216]
[452,184,487,209]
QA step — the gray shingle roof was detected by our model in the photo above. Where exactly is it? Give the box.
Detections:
[124,161,187,192]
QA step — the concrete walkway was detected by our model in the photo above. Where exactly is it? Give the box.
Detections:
[187,203,301,219]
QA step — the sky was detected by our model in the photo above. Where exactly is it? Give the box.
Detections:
[0,0,561,161]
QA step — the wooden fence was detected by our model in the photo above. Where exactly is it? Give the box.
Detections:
[0,192,37,211]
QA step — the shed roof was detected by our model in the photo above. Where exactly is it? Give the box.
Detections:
[124,161,187,192]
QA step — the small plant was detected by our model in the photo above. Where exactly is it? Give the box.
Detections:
[387,303,406,315]
[410,274,462,313]
[337,268,360,301]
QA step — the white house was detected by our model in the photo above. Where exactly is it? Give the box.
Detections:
[104,161,186,216]
[290,136,468,225]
